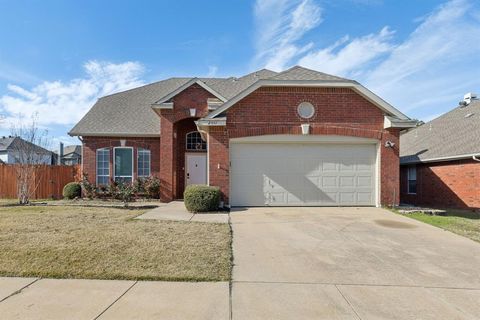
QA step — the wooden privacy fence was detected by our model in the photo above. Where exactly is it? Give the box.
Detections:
[0,164,81,199]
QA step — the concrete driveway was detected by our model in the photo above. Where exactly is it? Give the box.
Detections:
[230,207,480,320]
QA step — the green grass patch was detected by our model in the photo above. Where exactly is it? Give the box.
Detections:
[0,206,232,281]
[399,209,480,243]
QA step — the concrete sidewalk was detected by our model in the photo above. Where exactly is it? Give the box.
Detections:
[136,200,229,223]
[0,277,229,320]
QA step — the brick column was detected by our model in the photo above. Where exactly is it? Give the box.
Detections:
[381,128,400,206]
[208,127,230,204]
[160,117,175,202]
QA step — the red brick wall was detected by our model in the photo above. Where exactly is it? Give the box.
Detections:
[208,126,230,203]
[158,84,214,201]
[400,159,480,209]
[82,136,160,184]
[381,129,401,206]
[209,86,400,206]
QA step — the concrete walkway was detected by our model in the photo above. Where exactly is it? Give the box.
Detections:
[135,200,229,223]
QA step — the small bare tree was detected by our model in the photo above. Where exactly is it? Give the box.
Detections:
[10,115,52,204]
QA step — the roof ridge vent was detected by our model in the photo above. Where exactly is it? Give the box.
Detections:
[460,92,478,107]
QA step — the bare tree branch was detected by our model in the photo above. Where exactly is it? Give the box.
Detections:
[9,114,52,204]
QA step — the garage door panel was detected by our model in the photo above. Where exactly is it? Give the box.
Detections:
[339,192,355,204]
[321,176,338,188]
[357,192,373,204]
[230,142,376,206]
[321,161,338,172]
[357,176,373,187]
[339,176,355,187]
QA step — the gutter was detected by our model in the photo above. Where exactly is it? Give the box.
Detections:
[401,152,480,165]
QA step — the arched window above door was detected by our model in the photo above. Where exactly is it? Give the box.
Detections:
[186,131,207,151]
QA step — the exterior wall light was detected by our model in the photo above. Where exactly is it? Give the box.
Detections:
[385,141,395,148]
[189,108,197,117]
[301,123,310,135]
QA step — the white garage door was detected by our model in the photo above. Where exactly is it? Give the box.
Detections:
[230,142,377,206]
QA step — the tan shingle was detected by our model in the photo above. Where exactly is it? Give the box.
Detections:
[400,101,480,163]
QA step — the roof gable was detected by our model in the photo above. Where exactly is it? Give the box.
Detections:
[153,78,228,105]
[206,66,409,120]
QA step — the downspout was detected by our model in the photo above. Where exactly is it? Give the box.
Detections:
[78,136,84,179]
[473,155,480,208]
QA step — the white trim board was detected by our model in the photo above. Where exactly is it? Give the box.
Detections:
[230,134,378,144]
[401,153,480,165]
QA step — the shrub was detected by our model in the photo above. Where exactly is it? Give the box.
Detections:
[80,173,96,199]
[107,179,120,199]
[116,181,135,207]
[63,182,81,199]
[144,176,161,199]
[133,178,146,194]
[184,185,220,213]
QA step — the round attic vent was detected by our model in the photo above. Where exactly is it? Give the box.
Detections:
[297,102,315,119]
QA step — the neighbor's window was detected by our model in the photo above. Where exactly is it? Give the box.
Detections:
[114,147,133,183]
[137,148,151,177]
[186,131,206,151]
[407,166,417,194]
[96,148,110,185]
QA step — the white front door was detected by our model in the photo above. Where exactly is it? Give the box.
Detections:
[185,153,207,186]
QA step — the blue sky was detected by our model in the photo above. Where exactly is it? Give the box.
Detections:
[1,0,479,148]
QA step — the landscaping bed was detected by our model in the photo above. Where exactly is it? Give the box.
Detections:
[0,205,232,281]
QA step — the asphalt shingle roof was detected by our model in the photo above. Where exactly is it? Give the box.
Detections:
[0,136,52,155]
[0,136,15,151]
[400,100,480,164]
[270,65,350,81]
[62,145,82,156]
[69,66,354,136]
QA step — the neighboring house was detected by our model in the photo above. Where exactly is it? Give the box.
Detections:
[70,66,416,207]
[56,145,82,165]
[0,136,54,165]
[400,93,480,209]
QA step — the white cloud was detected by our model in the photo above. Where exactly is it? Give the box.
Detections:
[299,27,395,77]
[364,0,480,116]
[207,65,218,77]
[0,60,145,130]
[253,0,322,71]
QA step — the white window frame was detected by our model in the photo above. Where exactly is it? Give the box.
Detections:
[186,131,207,151]
[96,148,110,186]
[407,165,417,195]
[113,147,134,183]
[137,148,151,178]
